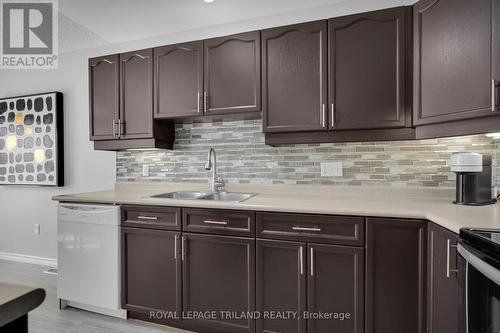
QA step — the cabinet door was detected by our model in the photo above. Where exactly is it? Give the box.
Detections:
[89,54,120,140]
[366,218,426,333]
[154,41,203,118]
[329,7,410,130]
[256,239,306,333]
[307,243,364,333]
[262,21,328,133]
[120,49,154,139]
[121,228,181,316]
[204,31,261,115]
[427,223,459,333]
[182,233,255,333]
[414,0,500,125]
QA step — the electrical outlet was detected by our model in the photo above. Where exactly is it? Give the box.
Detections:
[142,165,150,177]
[34,224,40,235]
[321,161,343,177]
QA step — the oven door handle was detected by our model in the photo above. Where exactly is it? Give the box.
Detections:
[458,243,500,286]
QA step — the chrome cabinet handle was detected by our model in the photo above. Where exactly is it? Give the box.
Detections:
[310,247,314,277]
[197,92,201,113]
[299,246,304,275]
[137,215,158,221]
[493,79,498,111]
[292,226,321,232]
[112,119,116,138]
[446,239,459,278]
[181,236,186,261]
[204,91,208,113]
[203,220,228,225]
[321,104,326,128]
[174,235,179,260]
[118,119,123,137]
[331,103,335,128]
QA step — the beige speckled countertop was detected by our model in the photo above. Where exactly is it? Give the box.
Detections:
[52,182,500,234]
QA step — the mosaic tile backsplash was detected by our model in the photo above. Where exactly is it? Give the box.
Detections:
[116,119,500,188]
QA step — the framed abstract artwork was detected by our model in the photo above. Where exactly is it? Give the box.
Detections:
[0,92,64,186]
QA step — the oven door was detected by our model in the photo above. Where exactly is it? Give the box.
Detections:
[458,243,500,333]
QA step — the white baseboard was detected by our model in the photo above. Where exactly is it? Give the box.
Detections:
[0,251,57,267]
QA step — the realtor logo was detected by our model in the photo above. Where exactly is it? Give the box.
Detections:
[1,0,58,69]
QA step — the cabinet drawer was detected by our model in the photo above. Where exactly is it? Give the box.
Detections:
[122,205,181,230]
[182,208,255,237]
[256,212,364,246]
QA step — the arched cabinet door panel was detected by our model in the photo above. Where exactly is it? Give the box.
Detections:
[204,31,261,115]
[414,0,500,125]
[89,54,120,140]
[154,41,203,119]
[329,7,411,130]
[262,21,328,133]
[120,48,153,139]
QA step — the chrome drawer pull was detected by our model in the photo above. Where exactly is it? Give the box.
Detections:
[137,216,158,221]
[292,226,321,232]
[203,220,228,225]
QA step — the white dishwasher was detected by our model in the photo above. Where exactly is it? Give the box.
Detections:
[57,203,126,318]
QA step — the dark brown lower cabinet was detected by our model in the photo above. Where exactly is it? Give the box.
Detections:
[366,218,426,333]
[121,228,181,316]
[182,233,255,333]
[256,239,364,333]
[308,243,364,333]
[256,239,307,333]
[427,222,459,333]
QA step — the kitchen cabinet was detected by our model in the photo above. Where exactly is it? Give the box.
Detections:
[427,222,459,333]
[89,54,119,141]
[256,213,365,333]
[121,227,181,317]
[256,239,306,333]
[119,49,154,139]
[329,7,412,130]
[263,10,416,145]
[154,41,203,118]
[366,218,426,333]
[262,21,328,133]
[307,243,364,333]
[89,50,174,150]
[204,31,261,115]
[413,0,500,129]
[182,233,255,333]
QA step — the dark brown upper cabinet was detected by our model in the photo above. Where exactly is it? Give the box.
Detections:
[120,48,154,139]
[89,51,174,151]
[427,222,459,333]
[154,41,203,118]
[308,243,364,333]
[204,31,261,115]
[366,218,427,333]
[414,0,500,126]
[89,54,120,141]
[329,7,412,130]
[262,21,328,133]
[121,228,181,317]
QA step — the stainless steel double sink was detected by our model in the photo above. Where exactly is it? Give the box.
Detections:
[149,191,256,203]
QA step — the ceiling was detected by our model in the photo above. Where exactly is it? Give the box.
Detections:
[58,0,348,43]
[57,0,415,53]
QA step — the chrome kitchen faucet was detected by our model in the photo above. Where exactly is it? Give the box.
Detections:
[205,148,225,192]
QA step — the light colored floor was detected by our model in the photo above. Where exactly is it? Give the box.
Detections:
[0,260,191,333]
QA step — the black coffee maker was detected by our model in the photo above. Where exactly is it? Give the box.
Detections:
[451,152,496,205]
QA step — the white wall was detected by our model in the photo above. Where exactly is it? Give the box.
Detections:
[0,0,412,260]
